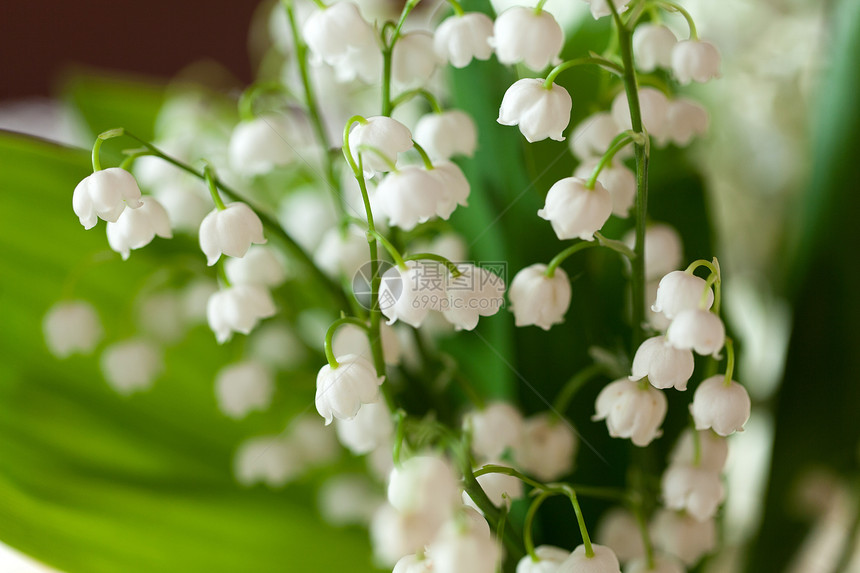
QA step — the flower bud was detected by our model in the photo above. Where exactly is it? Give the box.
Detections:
[570,112,622,160]
[516,546,570,573]
[492,7,563,71]
[558,544,621,573]
[426,514,501,573]
[650,509,716,566]
[666,309,725,357]
[508,264,572,330]
[375,167,441,231]
[348,116,413,175]
[43,301,103,358]
[633,24,677,72]
[467,402,524,460]
[672,40,721,85]
[225,245,288,287]
[652,270,713,319]
[574,159,635,218]
[498,79,572,143]
[661,464,725,521]
[690,375,751,436]
[434,13,494,68]
[315,353,384,425]
[538,176,612,241]
[100,339,163,395]
[611,88,669,140]
[414,110,478,160]
[517,413,577,481]
[199,202,266,266]
[105,196,172,260]
[206,284,276,344]
[214,361,274,419]
[630,335,695,391]
[73,167,143,229]
[593,379,667,447]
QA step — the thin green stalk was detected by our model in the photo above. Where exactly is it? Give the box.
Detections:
[403,252,461,277]
[412,141,435,169]
[368,229,407,268]
[238,80,291,121]
[723,337,735,386]
[203,164,227,210]
[380,0,421,115]
[630,497,655,569]
[544,56,624,88]
[553,364,605,415]
[654,0,698,39]
[545,241,598,277]
[586,134,634,189]
[324,316,370,368]
[563,487,594,558]
[390,88,444,113]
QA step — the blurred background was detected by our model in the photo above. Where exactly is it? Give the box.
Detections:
[1,0,859,572]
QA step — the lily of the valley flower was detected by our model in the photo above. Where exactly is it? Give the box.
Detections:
[315,353,384,425]
[414,110,478,160]
[492,6,563,71]
[206,284,276,344]
[214,360,274,419]
[630,335,696,391]
[690,375,751,435]
[508,263,572,330]
[302,1,380,83]
[228,114,300,176]
[652,270,714,319]
[672,40,722,85]
[593,379,667,447]
[43,301,103,358]
[199,202,266,266]
[379,261,444,327]
[224,245,288,287]
[100,339,163,396]
[574,159,636,218]
[666,308,726,357]
[498,78,572,143]
[558,544,621,573]
[348,116,413,175]
[434,12,494,68]
[73,167,143,229]
[538,176,613,241]
[661,464,726,521]
[106,196,172,260]
[633,24,678,72]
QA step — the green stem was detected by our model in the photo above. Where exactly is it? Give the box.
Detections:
[685,258,719,276]
[700,271,718,309]
[553,364,605,415]
[90,128,124,172]
[630,497,655,569]
[238,81,291,121]
[357,144,399,172]
[392,409,407,465]
[524,491,554,561]
[691,417,702,466]
[390,88,444,113]
[203,164,227,210]
[404,252,461,277]
[544,57,624,88]
[535,0,550,13]
[585,134,634,189]
[545,241,599,278]
[119,150,153,171]
[380,0,421,115]
[217,259,232,288]
[594,231,637,260]
[723,337,735,386]
[412,141,435,169]
[447,0,465,16]
[324,316,370,368]
[654,0,698,39]
[563,486,594,558]
[368,229,407,269]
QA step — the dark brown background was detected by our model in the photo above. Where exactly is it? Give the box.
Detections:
[0,1,259,99]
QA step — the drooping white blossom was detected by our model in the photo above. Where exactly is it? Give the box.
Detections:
[670,428,729,473]
[379,261,444,328]
[441,264,505,331]
[371,503,442,566]
[663,98,709,147]
[332,321,401,366]
[492,6,563,71]
[199,202,266,266]
[214,360,274,419]
[661,464,726,521]
[467,402,524,460]
[508,264,572,330]
[652,271,714,320]
[318,475,384,527]
[595,507,645,563]
[290,415,341,466]
[593,379,667,447]
[375,166,441,230]
[302,1,381,83]
[248,321,308,370]
[624,224,683,281]
[234,435,301,487]
[387,454,461,521]
[633,24,677,72]
[666,308,725,357]
[625,555,685,573]
[630,335,695,391]
[581,0,632,20]
[430,161,471,220]
[498,79,572,143]
[517,413,578,481]
[611,88,669,141]
[392,32,439,88]
[43,301,103,358]
[152,179,210,233]
[224,245,288,287]
[393,554,435,573]
[414,110,478,160]
[278,189,337,251]
[650,509,716,566]
[573,159,636,218]
[348,116,413,175]
[228,114,299,176]
[557,543,621,573]
[314,226,370,280]
[426,513,501,573]
[434,12,494,68]
[538,176,613,241]
[335,400,393,455]
[100,339,163,395]
[206,284,276,344]
[570,112,622,160]
[516,545,570,573]
[690,375,751,436]
[105,196,172,260]
[315,353,384,425]
[73,167,143,229]
[672,40,721,85]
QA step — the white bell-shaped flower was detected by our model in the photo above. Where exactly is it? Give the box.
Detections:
[467,402,524,460]
[318,475,384,527]
[558,543,621,573]
[595,508,645,563]
[302,1,380,83]
[661,464,725,521]
[182,279,218,326]
[538,176,612,241]
[611,88,669,140]
[315,353,384,425]
[100,339,163,395]
[574,159,636,218]
[348,116,414,175]
[570,112,622,160]
[414,110,478,160]
[508,263,572,330]
[630,335,695,391]
[666,309,725,357]
[332,321,401,366]
[652,271,713,319]
[633,24,677,72]
[388,454,461,520]
[625,555,685,573]
[73,167,143,229]
[646,280,670,332]
[670,428,728,473]
[498,79,572,143]
[234,435,301,487]
[153,179,210,233]
[492,6,563,71]
[314,226,370,280]
[464,464,524,509]
[379,261,444,328]
[228,114,298,176]
[593,379,667,447]
[43,301,103,358]
[206,284,276,344]
[663,98,709,147]
[105,196,172,260]
[375,166,441,230]
[248,322,307,370]
[393,554,434,573]
[431,161,471,220]
[650,509,716,566]
[581,0,632,19]
[690,375,751,436]
[441,264,505,331]
[224,245,288,287]
[624,224,683,281]
[199,202,266,266]
[335,400,393,455]
[392,32,439,88]
[671,40,721,85]
[371,503,441,566]
[214,360,274,419]
[426,515,501,573]
[278,189,337,251]
[434,12,494,68]
[517,413,577,481]
[516,545,570,573]
[290,415,341,466]
[410,232,468,266]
